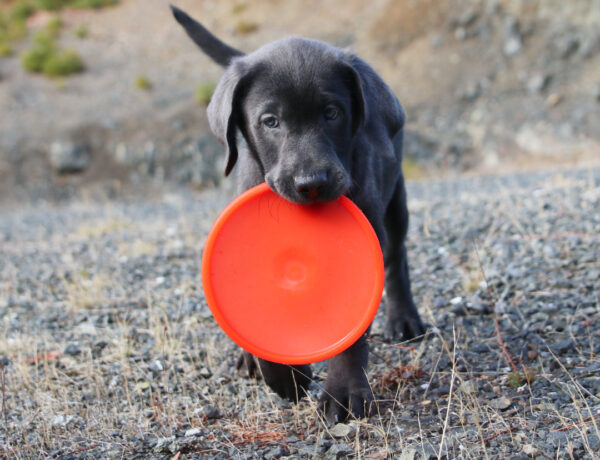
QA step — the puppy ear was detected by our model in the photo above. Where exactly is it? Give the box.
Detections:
[342,54,405,159]
[207,62,254,176]
[340,63,366,135]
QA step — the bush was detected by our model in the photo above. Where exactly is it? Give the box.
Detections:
[74,24,88,39]
[71,0,117,8]
[42,49,83,76]
[9,1,36,21]
[21,35,54,71]
[46,15,63,36]
[22,30,84,76]
[33,0,66,11]
[195,82,216,106]
[0,41,12,56]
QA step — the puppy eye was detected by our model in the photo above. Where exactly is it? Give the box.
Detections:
[261,114,279,129]
[324,105,340,121]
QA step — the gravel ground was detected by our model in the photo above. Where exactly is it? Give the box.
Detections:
[0,167,599,459]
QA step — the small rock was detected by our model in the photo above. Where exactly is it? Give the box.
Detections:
[503,17,522,57]
[134,381,150,393]
[149,360,164,374]
[49,141,91,174]
[546,429,568,446]
[399,447,418,460]
[551,339,574,354]
[64,343,82,357]
[184,427,202,437]
[329,423,356,438]
[264,445,287,459]
[526,73,551,94]
[198,404,221,419]
[452,8,478,28]
[489,396,512,410]
[459,380,478,395]
[154,435,176,452]
[553,30,580,59]
[546,93,563,107]
[51,414,74,427]
[450,296,463,306]
[199,367,212,378]
[457,80,480,101]
[326,442,352,459]
[455,27,467,41]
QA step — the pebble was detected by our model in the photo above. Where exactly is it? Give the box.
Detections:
[489,396,512,410]
[329,423,356,438]
[197,404,221,419]
[48,141,91,174]
[459,381,478,395]
[64,343,82,356]
[148,360,163,373]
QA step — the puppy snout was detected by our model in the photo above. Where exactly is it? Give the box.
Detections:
[294,172,329,199]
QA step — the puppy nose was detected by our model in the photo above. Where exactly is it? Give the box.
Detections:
[294,172,329,199]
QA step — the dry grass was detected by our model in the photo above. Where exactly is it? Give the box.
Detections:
[1,172,599,458]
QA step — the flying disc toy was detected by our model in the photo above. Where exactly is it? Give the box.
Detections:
[201,183,384,365]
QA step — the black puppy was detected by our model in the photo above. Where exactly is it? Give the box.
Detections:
[172,6,425,421]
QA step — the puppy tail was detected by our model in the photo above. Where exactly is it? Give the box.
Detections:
[170,5,244,67]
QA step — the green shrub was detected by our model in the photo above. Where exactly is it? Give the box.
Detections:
[22,30,84,76]
[22,36,54,71]
[46,15,63,36]
[0,40,12,56]
[3,17,27,42]
[74,23,88,38]
[195,82,216,106]
[42,48,83,76]
[32,29,54,48]
[71,0,117,9]
[33,0,66,11]
[9,1,36,21]
[135,74,152,90]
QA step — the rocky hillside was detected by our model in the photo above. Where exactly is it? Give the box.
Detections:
[0,0,599,202]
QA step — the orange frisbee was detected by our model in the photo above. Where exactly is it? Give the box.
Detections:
[201,183,384,365]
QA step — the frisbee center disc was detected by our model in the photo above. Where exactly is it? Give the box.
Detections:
[283,260,307,285]
[274,248,317,292]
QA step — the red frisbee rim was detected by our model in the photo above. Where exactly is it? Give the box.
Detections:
[201,183,384,364]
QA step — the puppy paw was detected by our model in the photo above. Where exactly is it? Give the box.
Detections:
[318,377,374,422]
[261,362,313,403]
[237,352,313,403]
[235,350,259,378]
[384,314,427,341]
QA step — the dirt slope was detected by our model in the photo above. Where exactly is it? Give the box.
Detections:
[0,0,599,201]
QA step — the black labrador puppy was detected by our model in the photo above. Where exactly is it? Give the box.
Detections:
[171,6,425,421]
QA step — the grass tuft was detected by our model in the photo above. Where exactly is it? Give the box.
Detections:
[42,48,83,76]
[0,40,12,56]
[73,23,88,39]
[46,14,63,36]
[22,27,83,76]
[234,20,258,35]
[135,74,152,90]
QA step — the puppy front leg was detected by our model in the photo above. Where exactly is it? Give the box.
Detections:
[319,334,372,421]
[383,180,426,340]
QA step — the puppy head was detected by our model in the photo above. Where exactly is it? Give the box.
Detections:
[208,38,404,204]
